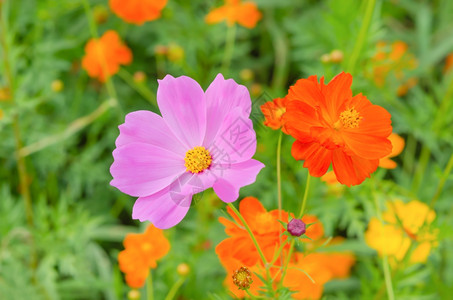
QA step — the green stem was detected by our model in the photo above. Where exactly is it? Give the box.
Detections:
[277,131,283,212]
[221,24,236,72]
[298,174,311,219]
[411,145,430,193]
[245,289,256,299]
[18,99,116,157]
[280,173,311,286]
[402,134,416,176]
[227,203,268,266]
[1,0,33,228]
[117,69,157,106]
[147,271,154,300]
[430,152,453,208]
[276,131,284,266]
[164,278,185,300]
[346,0,377,73]
[226,203,274,294]
[371,179,395,300]
[382,256,395,300]
[265,11,289,91]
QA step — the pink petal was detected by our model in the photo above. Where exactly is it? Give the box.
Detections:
[132,172,214,229]
[206,107,257,164]
[203,74,252,146]
[115,110,186,156]
[110,142,185,197]
[132,185,192,229]
[212,159,265,203]
[157,75,206,148]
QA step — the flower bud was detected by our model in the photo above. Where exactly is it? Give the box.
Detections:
[177,263,190,276]
[133,71,146,83]
[239,69,254,81]
[127,289,140,300]
[167,43,185,62]
[51,80,64,92]
[287,218,306,237]
[330,49,344,63]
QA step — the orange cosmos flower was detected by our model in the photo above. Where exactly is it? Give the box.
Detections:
[109,0,167,25]
[205,0,262,29]
[82,30,132,82]
[372,41,418,96]
[444,53,453,74]
[283,72,392,187]
[260,97,289,133]
[118,224,170,288]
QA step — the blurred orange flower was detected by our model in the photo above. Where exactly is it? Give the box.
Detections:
[260,97,289,133]
[284,251,355,299]
[379,133,405,169]
[109,0,167,25]
[444,53,453,73]
[283,72,393,186]
[118,224,170,288]
[372,41,418,96]
[301,214,324,242]
[82,30,132,82]
[205,0,262,29]
[365,200,438,265]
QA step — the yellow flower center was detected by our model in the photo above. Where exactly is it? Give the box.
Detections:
[184,146,212,174]
[141,243,152,252]
[275,106,286,120]
[232,266,253,290]
[339,107,362,129]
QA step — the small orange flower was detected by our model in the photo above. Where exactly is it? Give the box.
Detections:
[81,30,132,82]
[379,133,405,169]
[118,224,170,288]
[205,0,261,29]
[109,0,167,25]
[444,53,453,74]
[372,41,418,96]
[260,97,289,133]
[283,72,393,186]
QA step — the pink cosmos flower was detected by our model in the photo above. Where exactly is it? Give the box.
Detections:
[110,74,264,229]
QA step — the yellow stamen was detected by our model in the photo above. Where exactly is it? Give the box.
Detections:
[232,266,253,290]
[339,107,362,129]
[184,146,212,174]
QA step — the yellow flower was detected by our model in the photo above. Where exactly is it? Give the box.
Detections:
[365,200,438,265]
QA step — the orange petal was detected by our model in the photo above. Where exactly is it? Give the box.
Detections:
[287,76,323,107]
[291,141,332,177]
[323,72,353,120]
[332,150,378,186]
[239,196,266,224]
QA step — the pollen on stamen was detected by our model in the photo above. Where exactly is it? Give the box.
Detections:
[184,146,212,174]
[232,266,253,290]
[339,107,362,129]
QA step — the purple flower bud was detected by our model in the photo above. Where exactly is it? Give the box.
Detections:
[287,219,306,237]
